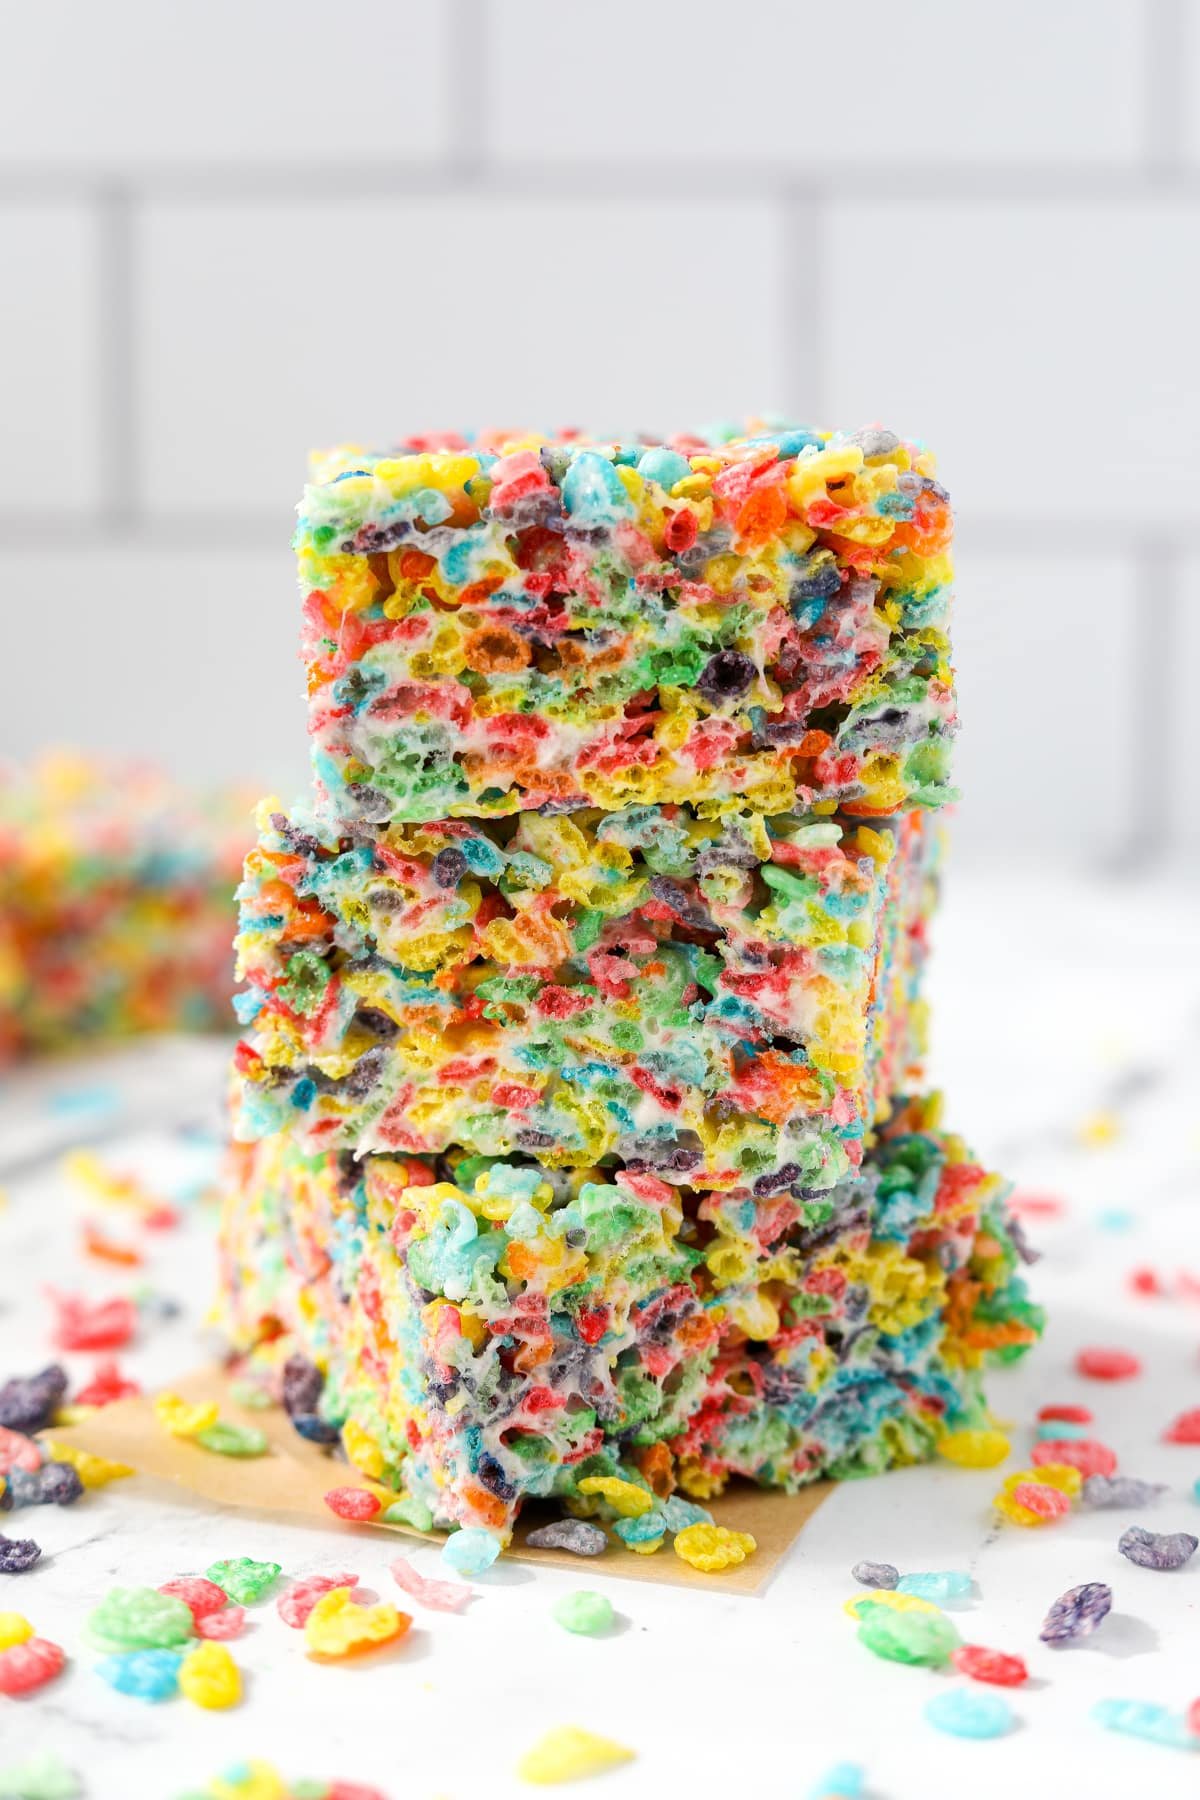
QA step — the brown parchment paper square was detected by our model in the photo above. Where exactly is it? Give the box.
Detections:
[52,1365,830,1595]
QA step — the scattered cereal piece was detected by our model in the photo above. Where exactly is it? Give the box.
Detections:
[323,1487,382,1522]
[0,1613,32,1650]
[515,1725,634,1785]
[925,1688,1013,1739]
[937,1430,1010,1469]
[857,1605,959,1667]
[95,1647,184,1702]
[5,1462,83,1508]
[952,1644,1027,1686]
[158,1578,230,1622]
[193,1422,269,1458]
[389,1557,471,1614]
[41,1441,133,1489]
[204,1559,281,1605]
[227,1380,273,1411]
[0,1368,67,1435]
[86,1587,195,1653]
[304,1588,410,1660]
[673,1523,755,1573]
[1032,1438,1116,1478]
[1118,1525,1198,1571]
[526,1520,607,1557]
[1164,1408,1200,1445]
[1093,1699,1200,1751]
[1037,1403,1092,1425]
[0,1636,65,1695]
[0,1749,79,1800]
[378,1494,434,1532]
[277,1573,360,1630]
[179,1640,242,1709]
[1034,1418,1087,1442]
[195,1605,246,1641]
[155,1394,220,1439]
[844,1590,939,1621]
[441,1528,501,1577]
[551,1591,614,1636]
[47,1293,136,1353]
[0,1536,41,1574]
[612,1513,665,1552]
[575,1476,653,1518]
[1039,1581,1112,1643]
[997,1481,1071,1526]
[851,1560,898,1589]
[0,1430,41,1477]
[896,1570,972,1605]
[807,1764,863,1800]
[1075,1347,1141,1381]
[73,1361,140,1408]
[1082,1475,1168,1509]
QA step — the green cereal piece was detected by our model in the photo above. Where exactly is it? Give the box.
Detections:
[0,1750,80,1800]
[193,1421,270,1458]
[85,1587,195,1653]
[204,1558,282,1604]
[857,1605,960,1667]
[659,1496,713,1533]
[552,1590,615,1636]
[380,1494,435,1532]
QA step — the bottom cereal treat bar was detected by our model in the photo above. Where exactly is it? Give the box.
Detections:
[0,752,251,1060]
[217,1096,1041,1536]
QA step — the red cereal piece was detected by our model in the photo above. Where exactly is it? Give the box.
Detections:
[195,1604,246,1641]
[323,1487,381,1521]
[1187,1697,1200,1738]
[1164,1408,1200,1445]
[1011,1481,1071,1521]
[1128,1267,1163,1297]
[74,1359,141,1407]
[1008,1191,1066,1219]
[277,1572,361,1629]
[1075,1347,1142,1381]
[1032,1438,1117,1478]
[952,1644,1028,1687]
[47,1291,136,1352]
[389,1556,472,1614]
[0,1636,65,1695]
[158,1577,229,1622]
[0,1426,42,1475]
[1036,1403,1093,1425]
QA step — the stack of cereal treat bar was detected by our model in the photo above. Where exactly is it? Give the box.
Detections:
[0,752,250,1062]
[218,426,1041,1539]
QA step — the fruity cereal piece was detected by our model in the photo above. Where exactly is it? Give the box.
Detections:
[278,1572,361,1629]
[179,1641,242,1709]
[204,1559,281,1605]
[0,1535,42,1574]
[952,1644,1028,1687]
[1031,1439,1116,1479]
[441,1529,500,1577]
[858,1606,959,1667]
[1040,1581,1112,1644]
[0,1636,65,1694]
[96,1647,183,1702]
[86,1587,195,1653]
[1117,1526,1198,1571]
[389,1557,471,1614]
[193,1421,269,1458]
[516,1725,634,1785]
[1075,1347,1141,1381]
[937,1430,1010,1469]
[155,1394,220,1439]
[0,1429,41,1476]
[158,1577,230,1622]
[195,1605,246,1641]
[673,1524,756,1573]
[0,1612,32,1650]
[551,1591,614,1636]
[574,1477,653,1519]
[304,1588,410,1660]
[925,1689,1013,1739]
[323,1487,381,1522]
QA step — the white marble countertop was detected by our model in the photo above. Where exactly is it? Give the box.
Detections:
[1,870,1197,1800]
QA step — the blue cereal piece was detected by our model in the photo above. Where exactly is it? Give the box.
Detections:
[897,1569,973,1605]
[614,1511,667,1549]
[440,1527,501,1577]
[96,1648,184,1702]
[925,1688,1013,1740]
[1093,1699,1200,1751]
[808,1762,864,1798]
[659,1496,713,1533]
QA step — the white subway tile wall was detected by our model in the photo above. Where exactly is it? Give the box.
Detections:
[0,0,1193,869]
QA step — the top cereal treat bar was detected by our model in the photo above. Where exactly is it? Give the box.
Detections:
[298,423,956,827]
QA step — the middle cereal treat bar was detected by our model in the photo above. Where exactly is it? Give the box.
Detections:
[299,426,955,826]
[231,803,934,1200]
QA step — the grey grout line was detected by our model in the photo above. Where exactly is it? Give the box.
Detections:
[94,185,138,527]
[3,160,1200,208]
[1121,541,1179,869]
[778,187,825,424]
[447,0,487,179]
[1145,0,1189,172]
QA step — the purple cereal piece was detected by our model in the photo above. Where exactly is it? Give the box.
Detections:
[1039,1580,1113,1643]
[0,1366,68,1434]
[1117,1526,1198,1571]
[525,1519,607,1556]
[281,1354,324,1419]
[852,1560,900,1589]
[0,1534,42,1573]
[1082,1476,1169,1509]
[37,1463,84,1507]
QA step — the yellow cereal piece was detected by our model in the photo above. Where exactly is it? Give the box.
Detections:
[209,1762,288,1800]
[575,1476,653,1518]
[843,1589,940,1621]
[993,1492,1045,1528]
[1077,1109,1120,1147]
[304,1587,410,1660]
[937,1429,1011,1469]
[0,1612,33,1650]
[178,1641,242,1710]
[516,1725,635,1785]
[1003,1463,1082,1499]
[673,1523,756,1573]
[42,1439,134,1488]
[627,1538,665,1556]
[341,1418,385,1481]
[154,1393,220,1439]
